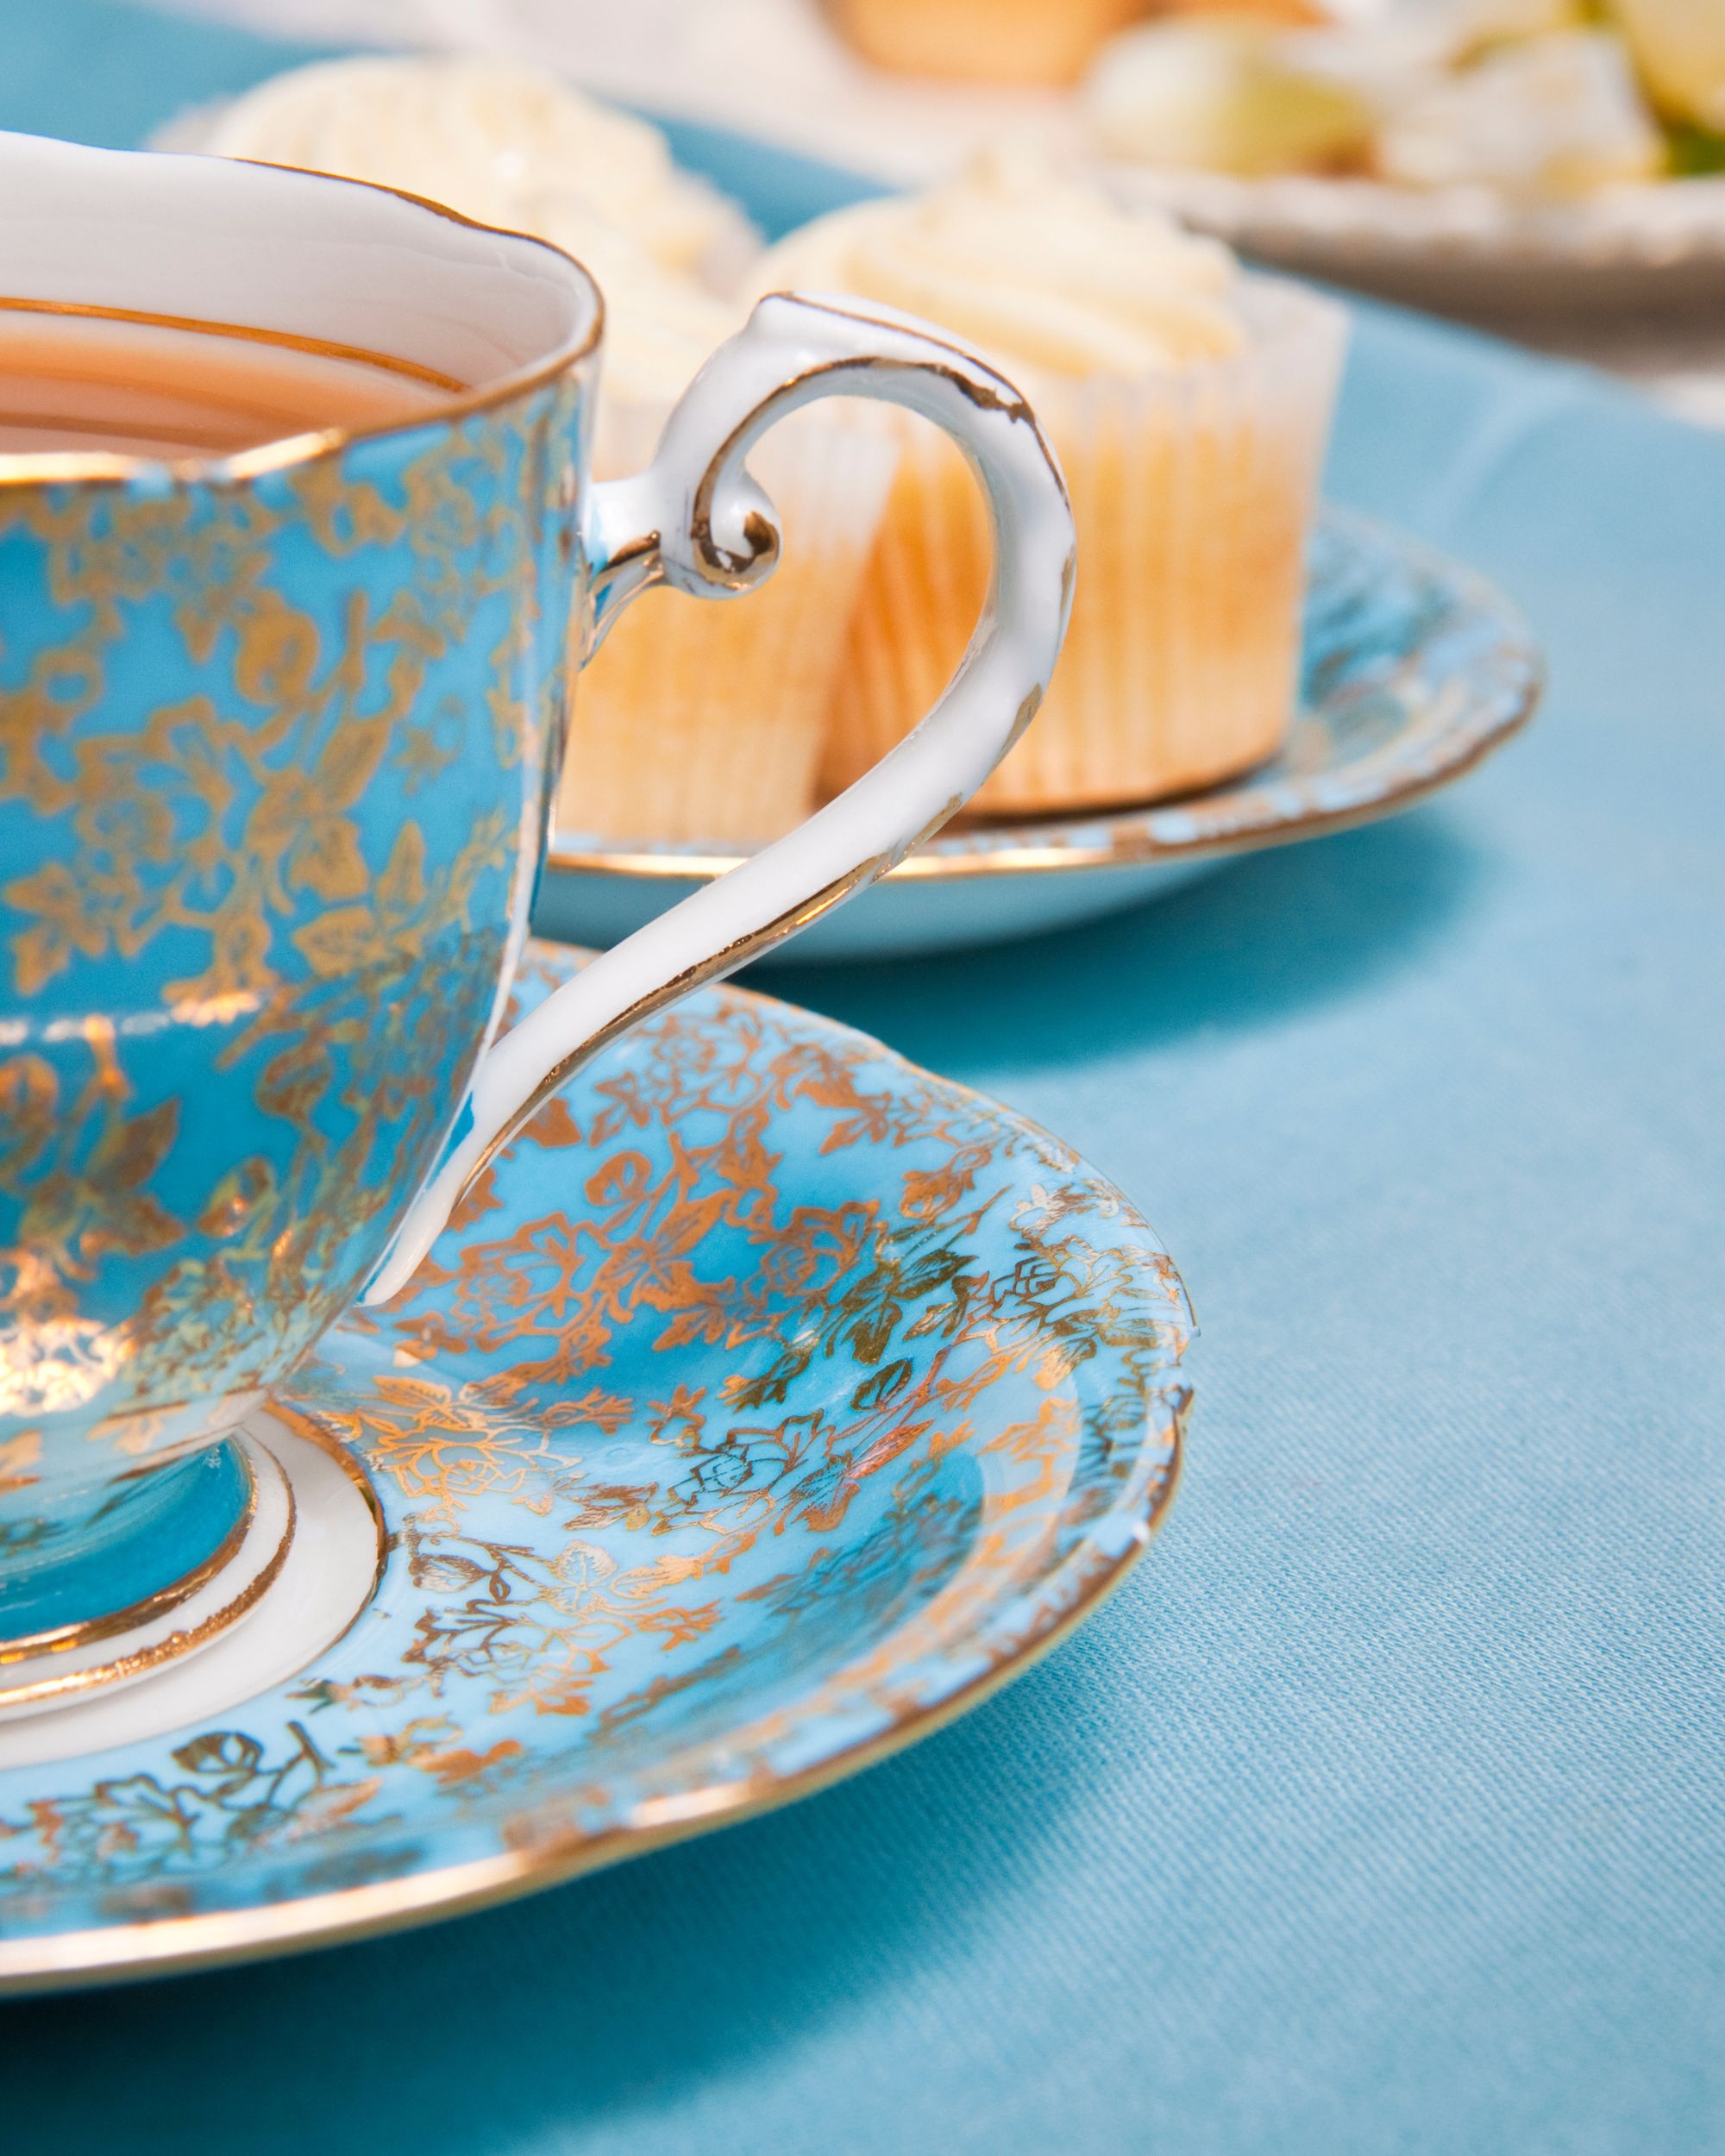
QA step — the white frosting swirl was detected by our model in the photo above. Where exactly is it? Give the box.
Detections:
[541,207,743,411]
[170,54,753,415]
[755,146,1245,380]
[191,53,756,285]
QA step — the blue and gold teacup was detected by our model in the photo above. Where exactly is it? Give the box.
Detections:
[0,129,1075,1710]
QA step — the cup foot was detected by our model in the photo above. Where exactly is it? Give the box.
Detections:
[0,1434,260,1648]
[0,1432,298,1716]
[0,1411,381,1765]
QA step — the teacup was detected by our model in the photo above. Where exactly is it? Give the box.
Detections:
[0,130,1074,1708]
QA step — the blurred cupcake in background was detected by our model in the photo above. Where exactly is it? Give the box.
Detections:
[174,50,760,285]
[756,147,1347,815]
[554,214,896,847]
[161,53,896,846]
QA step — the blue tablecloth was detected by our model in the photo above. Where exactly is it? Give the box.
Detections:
[5,8,1722,2151]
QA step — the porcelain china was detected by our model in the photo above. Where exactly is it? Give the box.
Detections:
[537,510,1542,962]
[0,942,1191,1991]
[0,129,1078,1702]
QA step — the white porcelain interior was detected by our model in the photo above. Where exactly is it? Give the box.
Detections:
[0,128,599,388]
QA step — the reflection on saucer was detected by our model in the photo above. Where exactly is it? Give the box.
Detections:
[0,941,1190,1992]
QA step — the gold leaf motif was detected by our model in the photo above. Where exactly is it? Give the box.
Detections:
[0,1426,41,1495]
[0,948,1194,1907]
[3,862,110,994]
[0,394,561,1457]
[87,1098,178,1194]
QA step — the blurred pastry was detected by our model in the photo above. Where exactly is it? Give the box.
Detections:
[1086,3,1683,194]
[566,216,895,845]
[174,51,761,287]
[823,0,1145,88]
[1152,1,1332,23]
[1612,1,1725,131]
[167,52,895,846]
[1088,18,1378,175]
[756,148,1346,815]
[1377,30,1665,194]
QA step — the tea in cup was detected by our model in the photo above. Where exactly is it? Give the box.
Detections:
[0,129,1073,1713]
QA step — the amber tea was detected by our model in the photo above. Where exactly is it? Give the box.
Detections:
[0,303,455,458]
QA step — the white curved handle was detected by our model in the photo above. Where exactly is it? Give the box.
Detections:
[363,290,1075,1304]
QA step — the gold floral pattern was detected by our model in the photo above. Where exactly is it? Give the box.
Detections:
[0,366,589,1532]
[0,948,1190,1984]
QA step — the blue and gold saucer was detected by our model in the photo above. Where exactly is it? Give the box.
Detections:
[538,510,1543,962]
[0,942,1190,1991]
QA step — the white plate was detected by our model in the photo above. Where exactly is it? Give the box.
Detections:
[1104,163,1725,326]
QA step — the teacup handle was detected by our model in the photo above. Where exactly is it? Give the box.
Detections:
[362,290,1075,1305]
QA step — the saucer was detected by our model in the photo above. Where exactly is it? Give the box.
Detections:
[536,511,1541,964]
[0,941,1191,1992]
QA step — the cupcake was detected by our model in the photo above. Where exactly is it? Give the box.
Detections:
[166,53,896,846]
[176,51,760,287]
[555,216,895,846]
[756,148,1347,814]
[823,0,1145,87]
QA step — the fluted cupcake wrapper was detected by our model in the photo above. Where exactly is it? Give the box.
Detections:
[823,276,1349,817]
[561,398,898,846]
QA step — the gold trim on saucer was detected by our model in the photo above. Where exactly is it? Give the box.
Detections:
[0,1400,1184,1994]
[0,1446,259,1665]
[549,512,1545,891]
[547,681,1539,885]
[453,843,908,1202]
[264,1401,391,1640]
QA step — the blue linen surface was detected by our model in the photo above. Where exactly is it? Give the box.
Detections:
[3,8,1722,2153]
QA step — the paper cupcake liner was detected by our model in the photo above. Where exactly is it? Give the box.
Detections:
[561,398,897,845]
[824,276,1349,816]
